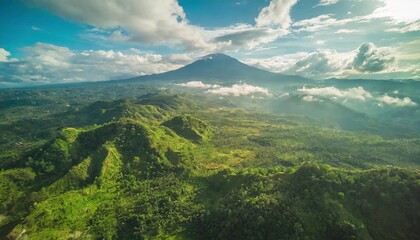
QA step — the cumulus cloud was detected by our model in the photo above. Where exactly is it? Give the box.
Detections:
[353,42,396,73]
[298,86,417,107]
[378,94,417,107]
[285,50,353,78]
[246,50,354,79]
[0,48,11,62]
[0,42,191,84]
[246,42,400,79]
[28,0,297,52]
[255,0,298,29]
[298,86,373,101]
[29,0,211,50]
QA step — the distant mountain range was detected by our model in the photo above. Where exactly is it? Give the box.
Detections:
[118,53,309,84]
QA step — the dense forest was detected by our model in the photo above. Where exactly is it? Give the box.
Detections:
[0,83,419,239]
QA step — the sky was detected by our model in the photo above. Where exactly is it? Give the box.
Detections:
[0,0,419,87]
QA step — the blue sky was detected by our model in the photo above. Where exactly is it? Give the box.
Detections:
[0,0,419,87]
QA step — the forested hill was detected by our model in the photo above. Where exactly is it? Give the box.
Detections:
[0,87,420,239]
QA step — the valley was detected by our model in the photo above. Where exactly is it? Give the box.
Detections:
[1,80,419,239]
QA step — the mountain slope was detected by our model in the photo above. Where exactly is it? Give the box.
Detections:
[2,94,420,239]
[119,53,309,84]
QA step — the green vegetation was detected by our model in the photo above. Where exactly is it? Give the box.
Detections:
[0,85,419,239]
[163,115,213,142]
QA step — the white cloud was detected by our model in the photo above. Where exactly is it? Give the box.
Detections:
[0,43,191,84]
[31,26,41,31]
[23,43,75,68]
[388,21,420,33]
[316,0,338,7]
[255,0,298,29]
[298,86,417,107]
[280,50,354,79]
[206,84,271,97]
[29,0,211,51]
[244,52,310,73]
[378,94,417,107]
[293,0,420,33]
[177,81,271,97]
[212,24,288,50]
[292,15,339,32]
[298,86,373,101]
[353,42,396,73]
[303,95,323,102]
[246,42,400,79]
[373,0,420,23]
[0,48,11,62]
[176,81,219,89]
[29,0,297,52]
[335,29,359,34]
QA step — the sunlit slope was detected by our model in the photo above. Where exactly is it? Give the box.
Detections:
[0,94,419,239]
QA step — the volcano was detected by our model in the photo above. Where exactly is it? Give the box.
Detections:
[118,53,309,84]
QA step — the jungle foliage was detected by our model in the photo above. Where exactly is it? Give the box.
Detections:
[0,84,419,239]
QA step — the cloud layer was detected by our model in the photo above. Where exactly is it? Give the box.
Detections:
[298,86,372,101]
[246,42,400,79]
[29,0,299,52]
[298,86,417,107]
[29,0,210,50]
[177,81,271,97]
[177,81,219,89]
[0,43,191,84]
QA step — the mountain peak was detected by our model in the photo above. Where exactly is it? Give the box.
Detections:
[201,53,234,60]
[200,53,235,61]
[123,52,308,83]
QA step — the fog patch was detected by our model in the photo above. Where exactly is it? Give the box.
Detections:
[206,84,271,97]
[176,81,219,89]
[298,86,372,101]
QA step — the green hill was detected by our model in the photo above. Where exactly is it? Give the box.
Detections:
[162,115,213,142]
[0,91,419,239]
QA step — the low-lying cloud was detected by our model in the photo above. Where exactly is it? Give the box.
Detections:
[298,86,372,101]
[298,86,417,107]
[178,81,271,97]
[176,81,219,89]
[378,94,417,107]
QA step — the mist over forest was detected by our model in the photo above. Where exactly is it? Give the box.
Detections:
[1,0,420,239]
